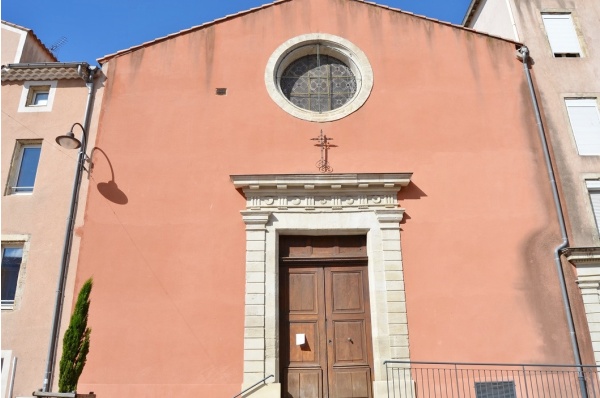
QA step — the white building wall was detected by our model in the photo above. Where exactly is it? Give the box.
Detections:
[471,0,518,41]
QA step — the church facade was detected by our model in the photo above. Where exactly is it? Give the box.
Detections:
[69,0,594,396]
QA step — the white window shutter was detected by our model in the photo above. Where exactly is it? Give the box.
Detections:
[542,14,582,55]
[587,181,600,234]
[565,99,600,156]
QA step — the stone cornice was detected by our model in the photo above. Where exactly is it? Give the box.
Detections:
[231,173,411,189]
[564,247,600,266]
[231,173,412,212]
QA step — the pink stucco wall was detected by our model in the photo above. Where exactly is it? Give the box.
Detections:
[73,0,584,396]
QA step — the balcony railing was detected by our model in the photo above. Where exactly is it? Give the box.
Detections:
[384,360,600,398]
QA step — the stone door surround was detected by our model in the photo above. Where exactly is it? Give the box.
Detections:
[231,173,412,397]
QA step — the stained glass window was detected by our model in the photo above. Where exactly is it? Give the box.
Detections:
[280,54,357,112]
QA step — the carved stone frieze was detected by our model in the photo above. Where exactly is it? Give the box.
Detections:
[231,173,412,212]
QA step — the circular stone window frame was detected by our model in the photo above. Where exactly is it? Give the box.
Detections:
[265,33,374,122]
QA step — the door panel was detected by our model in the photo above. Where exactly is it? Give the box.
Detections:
[332,321,369,363]
[288,272,320,313]
[282,267,327,397]
[330,271,365,312]
[282,262,372,398]
[286,368,323,398]
[330,368,372,398]
[289,322,320,363]
[326,267,373,398]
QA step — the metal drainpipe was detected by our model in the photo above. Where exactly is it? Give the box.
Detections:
[518,46,588,397]
[42,66,97,392]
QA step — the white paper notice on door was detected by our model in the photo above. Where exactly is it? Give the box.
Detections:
[296,333,306,345]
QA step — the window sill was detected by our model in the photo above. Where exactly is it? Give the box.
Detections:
[7,189,34,196]
[553,53,581,58]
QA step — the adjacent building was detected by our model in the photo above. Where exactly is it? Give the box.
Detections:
[1,21,103,398]
[63,0,596,397]
[463,0,600,365]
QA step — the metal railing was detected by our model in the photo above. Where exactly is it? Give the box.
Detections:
[233,374,274,398]
[385,360,600,398]
[32,392,95,398]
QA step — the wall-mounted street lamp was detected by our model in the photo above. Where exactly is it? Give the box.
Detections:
[55,123,86,150]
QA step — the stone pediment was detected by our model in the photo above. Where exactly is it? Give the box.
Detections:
[230,173,412,212]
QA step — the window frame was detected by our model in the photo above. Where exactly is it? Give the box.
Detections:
[265,33,373,122]
[30,87,50,106]
[18,80,57,113]
[5,140,42,195]
[1,236,29,311]
[587,180,600,235]
[564,98,600,156]
[541,12,583,57]
[1,350,13,398]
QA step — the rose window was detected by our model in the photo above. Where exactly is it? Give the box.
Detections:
[280,55,357,112]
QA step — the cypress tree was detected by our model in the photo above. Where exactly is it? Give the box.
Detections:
[58,278,93,393]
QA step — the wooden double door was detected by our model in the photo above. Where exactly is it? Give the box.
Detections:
[280,237,374,398]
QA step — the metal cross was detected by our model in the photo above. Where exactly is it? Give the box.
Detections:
[311,130,337,173]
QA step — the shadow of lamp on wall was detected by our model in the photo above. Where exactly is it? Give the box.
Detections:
[56,123,127,205]
[89,147,128,205]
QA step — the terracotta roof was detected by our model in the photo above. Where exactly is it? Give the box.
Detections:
[1,20,58,62]
[97,0,522,64]
[1,63,91,82]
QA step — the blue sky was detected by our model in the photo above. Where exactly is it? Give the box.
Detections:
[2,0,472,66]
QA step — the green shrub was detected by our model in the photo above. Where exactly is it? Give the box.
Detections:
[58,278,92,393]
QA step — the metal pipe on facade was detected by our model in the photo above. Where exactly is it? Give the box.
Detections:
[41,66,97,392]
[4,62,91,69]
[518,45,588,398]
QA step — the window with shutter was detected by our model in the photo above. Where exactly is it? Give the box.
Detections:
[565,99,600,156]
[587,181,600,234]
[542,13,582,57]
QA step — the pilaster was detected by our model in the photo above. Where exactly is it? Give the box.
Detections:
[241,211,270,385]
[566,247,600,366]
